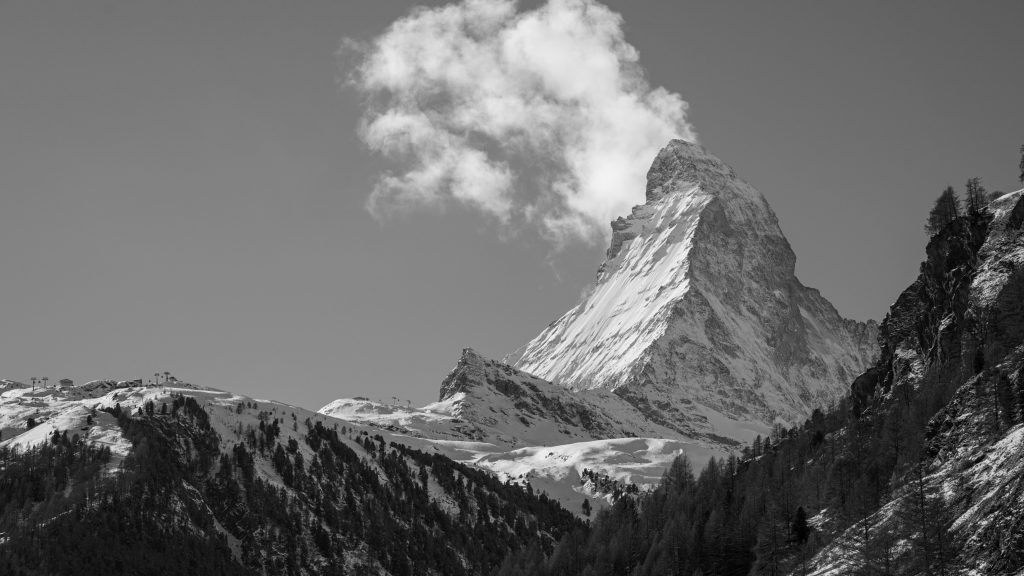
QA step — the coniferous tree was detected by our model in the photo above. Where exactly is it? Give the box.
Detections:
[965,177,988,217]
[755,511,783,576]
[996,373,1017,428]
[1016,378,1024,427]
[899,462,960,576]
[792,506,810,544]
[1019,144,1024,184]
[926,187,961,235]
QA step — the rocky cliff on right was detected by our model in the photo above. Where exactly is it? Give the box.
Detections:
[808,188,1024,575]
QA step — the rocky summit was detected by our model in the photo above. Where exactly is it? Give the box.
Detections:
[509,140,877,444]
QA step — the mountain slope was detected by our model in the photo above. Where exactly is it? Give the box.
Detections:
[0,380,581,575]
[509,140,877,444]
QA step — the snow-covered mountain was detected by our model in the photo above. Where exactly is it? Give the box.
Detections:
[320,348,721,508]
[508,140,878,444]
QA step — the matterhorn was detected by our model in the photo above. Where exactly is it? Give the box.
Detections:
[508,140,878,445]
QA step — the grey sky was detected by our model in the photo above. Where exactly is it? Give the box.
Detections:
[1,0,1022,410]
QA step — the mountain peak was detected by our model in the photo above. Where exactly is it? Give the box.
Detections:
[438,348,488,401]
[645,139,737,202]
[511,142,877,444]
[457,347,485,364]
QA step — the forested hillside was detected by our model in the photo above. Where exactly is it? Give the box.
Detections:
[0,394,581,575]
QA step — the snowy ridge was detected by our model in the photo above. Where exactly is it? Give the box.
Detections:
[320,348,730,512]
[321,348,695,449]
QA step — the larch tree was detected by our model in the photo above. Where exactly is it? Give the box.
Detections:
[925,187,961,235]
[899,461,960,576]
[1018,144,1023,184]
[965,177,988,217]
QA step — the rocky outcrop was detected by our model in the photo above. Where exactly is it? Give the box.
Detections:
[436,348,694,447]
[510,140,877,444]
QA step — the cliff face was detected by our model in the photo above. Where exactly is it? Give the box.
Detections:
[917,191,1024,574]
[808,189,1024,575]
[511,140,877,443]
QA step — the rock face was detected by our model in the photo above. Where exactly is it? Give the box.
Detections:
[436,348,634,445]
[806,189,1024,575]
[901,192,1024,573]
[510,140,877,443]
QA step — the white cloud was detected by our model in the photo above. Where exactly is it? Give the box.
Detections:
[347,0,696,246]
